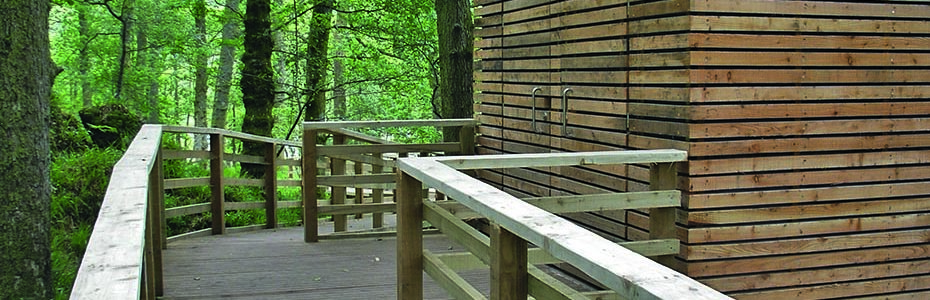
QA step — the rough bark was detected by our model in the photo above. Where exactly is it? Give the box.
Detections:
[212,0,240,129]
[193,0,208,149]
[435,0,474,142]
[240,0,275,177]
[79,5,93,108]
[303,0,333,122]
[332,12,345,120]
[0,0,54,297]
[114,0,134,100]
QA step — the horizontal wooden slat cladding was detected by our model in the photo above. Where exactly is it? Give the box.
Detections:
[693,16,930,34]
[691,51,930,67]
[476,1,930,298]
[684,213,930,244]
[685,181,930,209]
[686,244,930,277]
[692,86,930,103]
[687,150,930,175]
[689,33,930,50]
[691,0,930,19]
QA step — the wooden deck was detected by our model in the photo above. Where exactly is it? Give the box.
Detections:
[161,219,489,300]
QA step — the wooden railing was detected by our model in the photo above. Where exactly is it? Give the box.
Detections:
[302,119,478,242]
[71,125,303,299]
[395,151,732,299]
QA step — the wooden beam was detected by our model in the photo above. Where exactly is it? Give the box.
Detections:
[303,118,477,130]
[423,250,487,300]
[332,134,348,232]
[303,129,319,242]
[264,143,278,229]
[325,128,397,145]
[316,174,395,186]
[162,125,301,147]
[318,203,396,215]
[434,150,687,170]
[436,191,679,219]
[398,158,729,300]
[317,143,462,156]
[210,133,225,235]
[396,171,424,300]
[161,149,210,160]
[650,162,679,267]
[491,223,528,300]
[435,239,680,271]
[163,177,210,190]
[372,152,385,228]
[148,149,165,295]
[71,125,163,299]
[423,202,491,263]
[164,203,210,218]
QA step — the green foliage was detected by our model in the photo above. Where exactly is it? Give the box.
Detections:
[49,148,123,298]
[49,103,92,153]
[78,104,143,149]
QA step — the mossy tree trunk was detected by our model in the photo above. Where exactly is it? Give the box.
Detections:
[212,0,240,129]
[435,0,474,142]
[0,0,54,298]
[240,0,274,178]
[193,0,208,149]
[303,0,333,122]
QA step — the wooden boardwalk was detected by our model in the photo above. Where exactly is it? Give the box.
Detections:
[161,219,488,300]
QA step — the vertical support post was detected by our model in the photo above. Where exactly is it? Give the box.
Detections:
[210,133,225,235]
[303,129,319,242]
[397,171,424,300]
[490,223,528,300]
[331,133,348,232]
[459,124,476,156]
[649,162,678,266]
[149,148,165,295]
[354,159,363,219]
[372,152,384,228]
[264,143,278,229]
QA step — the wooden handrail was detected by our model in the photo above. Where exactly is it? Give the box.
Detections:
[302,119,479,242]
[71,125,164,299]
[396,151,732,300]
[72,125,304,299]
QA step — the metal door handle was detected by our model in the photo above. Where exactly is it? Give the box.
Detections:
[561,87,573,135]
[531,87,542,132]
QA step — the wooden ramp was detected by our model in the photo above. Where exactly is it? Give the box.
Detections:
[161,224,488,300]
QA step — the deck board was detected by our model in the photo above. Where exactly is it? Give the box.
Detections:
[162,221,489,300]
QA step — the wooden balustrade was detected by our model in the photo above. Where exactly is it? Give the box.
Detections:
[302,119,479,242]
[395,150,732,300]
[71,125,303,299]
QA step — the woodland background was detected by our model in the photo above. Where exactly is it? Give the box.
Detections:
[41,0,473,297]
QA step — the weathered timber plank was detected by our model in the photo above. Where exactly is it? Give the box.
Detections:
[399,158,729,300]
[434,150,685,170]
[684,212,930,244]
[303,119,476,130]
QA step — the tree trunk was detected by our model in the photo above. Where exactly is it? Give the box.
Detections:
[240,0,275,177]
[212,0,240,129]
[303,0,333,122]
[79,5,93,108]
[193,0,208,150]
[435,0,474,142]
[332,12,345,120]
[114,0,134,100]
[0,0,53,298]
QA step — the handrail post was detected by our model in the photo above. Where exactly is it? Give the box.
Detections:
[210,133,225,235]
[148,148,164,296]
[459,124,476,156]
[372,152,384,228]
[397,170,424,300]
[490,223,528,300]
[331,133,348,232]
[303,129,319,242]
[354,159,364,219]
[264,142,278,229]
[649,162,679,266]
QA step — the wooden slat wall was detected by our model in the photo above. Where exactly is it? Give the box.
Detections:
[475,0,930,298]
